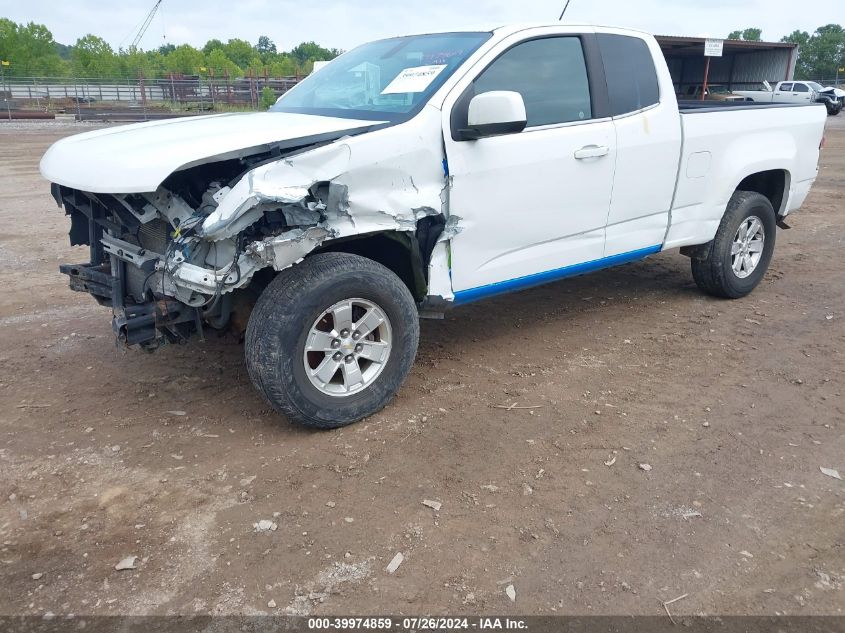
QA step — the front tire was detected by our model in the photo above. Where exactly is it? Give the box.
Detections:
[245,252,420,429]
[690,191,777,299]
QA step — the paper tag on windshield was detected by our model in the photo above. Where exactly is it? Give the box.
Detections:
[381,65,446,94]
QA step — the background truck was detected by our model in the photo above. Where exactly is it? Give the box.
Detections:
[40,24,827,429]
[734,80,842,115]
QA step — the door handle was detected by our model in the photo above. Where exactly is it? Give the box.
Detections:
[574,145,609,159]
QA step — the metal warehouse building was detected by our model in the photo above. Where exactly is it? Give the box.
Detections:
[657,36,798,96]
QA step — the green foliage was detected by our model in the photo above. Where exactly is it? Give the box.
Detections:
[72,34,119,77]
[205,48,241,77]
[268,55,297,77]
[164,43,205,75]
[222,38,254,69]
[54,41,72,60]
[202,39,225,55]
[1,17,343,79]
[119,48,164,78]
[0,18,66,76]
[783,25,845,79]
[8,17,841,84]
[727,28,762,41]
[256,36,277,57]
[743,28,762,41]
[260,85,277,109]
[781,30,812,77]
[289,41,340,65]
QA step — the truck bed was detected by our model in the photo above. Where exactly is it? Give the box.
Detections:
[663,101,826,251]
[677,100,824,113]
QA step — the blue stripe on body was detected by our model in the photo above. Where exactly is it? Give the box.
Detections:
[452,245,662,305]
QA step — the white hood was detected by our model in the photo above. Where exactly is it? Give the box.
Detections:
[40,111,385,194]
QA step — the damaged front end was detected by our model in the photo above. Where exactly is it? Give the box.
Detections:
[54,123,456,349]
[54,175,334,349]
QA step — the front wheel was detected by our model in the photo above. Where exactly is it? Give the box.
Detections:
[690,190,777,299]
[245,252,420,429]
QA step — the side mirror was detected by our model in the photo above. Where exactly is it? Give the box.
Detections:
[459,91,527,140]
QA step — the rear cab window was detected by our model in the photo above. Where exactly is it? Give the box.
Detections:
[596,34,660,115]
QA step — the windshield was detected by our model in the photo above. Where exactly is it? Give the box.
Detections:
[270,32,491,122]
[807,82,824,91]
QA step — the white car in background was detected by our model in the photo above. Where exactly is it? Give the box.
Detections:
[735,80,842,115]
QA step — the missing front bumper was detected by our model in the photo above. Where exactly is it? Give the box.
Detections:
[60,261,199,347]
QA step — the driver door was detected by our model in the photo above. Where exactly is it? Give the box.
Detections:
[442,34,616,301]
[790,82,813,103]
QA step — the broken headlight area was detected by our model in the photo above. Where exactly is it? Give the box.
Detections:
[53,175,334,350]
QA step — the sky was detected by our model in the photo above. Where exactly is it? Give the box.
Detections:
[0,0,840,52]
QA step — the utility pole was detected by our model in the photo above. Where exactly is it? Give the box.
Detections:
[2,61,11,120]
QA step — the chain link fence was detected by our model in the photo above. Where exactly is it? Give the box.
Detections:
[0,74,303,121]
[807,77,844,88]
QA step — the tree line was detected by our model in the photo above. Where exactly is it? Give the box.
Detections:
[2,18,843,81]
[728,24,845,80]
[0,18,341,79]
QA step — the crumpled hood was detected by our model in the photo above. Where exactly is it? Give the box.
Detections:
[40,111,385,194]
[820,86,845,98]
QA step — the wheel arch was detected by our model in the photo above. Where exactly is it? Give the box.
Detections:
[312,218,446,303]
[733,169,791,217]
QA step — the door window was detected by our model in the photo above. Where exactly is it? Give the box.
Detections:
[473,37,592,127]
[793,83,809,92]
[596,34,660,115]
[780,83,793,92]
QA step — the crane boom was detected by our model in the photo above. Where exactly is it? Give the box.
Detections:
[130,0,163,50]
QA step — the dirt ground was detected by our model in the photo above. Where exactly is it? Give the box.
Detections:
[0,116,843,619]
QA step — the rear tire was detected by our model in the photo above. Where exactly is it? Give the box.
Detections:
[690,191,776,299]
[245,252,420,429]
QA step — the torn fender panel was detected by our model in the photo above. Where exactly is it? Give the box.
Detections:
[166,226,334,297]
[202,106,450,242]
[426,240,455,302]
[202,143,352,240]
[246,227,333,270]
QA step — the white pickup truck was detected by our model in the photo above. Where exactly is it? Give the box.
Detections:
[41,24,826,428]
[734,80,843,115]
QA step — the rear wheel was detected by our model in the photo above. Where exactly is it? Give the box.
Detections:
[245,252,420,429]
[690,191,776,299]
